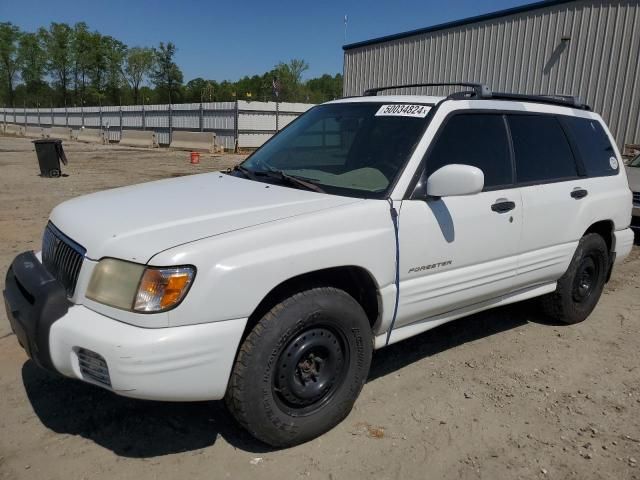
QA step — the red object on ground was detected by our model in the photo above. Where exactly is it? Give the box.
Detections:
[190,151,200,164]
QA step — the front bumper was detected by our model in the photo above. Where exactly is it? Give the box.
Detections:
[4,251,69,371]
[4,251,247,401]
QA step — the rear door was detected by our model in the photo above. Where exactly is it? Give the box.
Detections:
[506,114,587,289]
[395,112,522,328]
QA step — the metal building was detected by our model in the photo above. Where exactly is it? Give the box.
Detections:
[342,0,640,149]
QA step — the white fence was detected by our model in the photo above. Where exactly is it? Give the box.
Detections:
[0,100,315,150]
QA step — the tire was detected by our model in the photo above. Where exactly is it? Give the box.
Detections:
[225,287,373,447]
[540,233,609,324]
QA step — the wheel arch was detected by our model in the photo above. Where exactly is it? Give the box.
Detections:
[242,265,380,340]
[583,219,614,252]
[583,219,615,281]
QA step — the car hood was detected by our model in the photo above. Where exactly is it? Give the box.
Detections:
[49,173,361,263]
[626,166,640,192]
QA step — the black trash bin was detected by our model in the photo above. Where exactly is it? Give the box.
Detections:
[33,139,68,178]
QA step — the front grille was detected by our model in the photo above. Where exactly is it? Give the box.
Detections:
[77,348,111,387]
[42,223,86,297]
[633,191,640,206]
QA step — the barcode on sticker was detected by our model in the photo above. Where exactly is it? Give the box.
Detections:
[375,104,431,118]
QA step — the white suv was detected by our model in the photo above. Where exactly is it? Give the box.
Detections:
[4,83,635,447]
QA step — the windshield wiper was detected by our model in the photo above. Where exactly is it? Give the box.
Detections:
[232,164,260,181]
[263,168,326,193]
[232,164,325,193]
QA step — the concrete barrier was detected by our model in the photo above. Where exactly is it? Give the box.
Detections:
[120,129,158,148]
[75,128,106,144]
[4,123,25,136]
[24,126,45,138]
[170,131,216,153]
[46,126,73,140]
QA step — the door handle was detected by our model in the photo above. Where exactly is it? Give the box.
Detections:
[491,199,516,213]
[571,188,588,199]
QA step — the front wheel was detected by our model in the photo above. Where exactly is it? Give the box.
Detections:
[225,287,373,447]
[540,233,609,324]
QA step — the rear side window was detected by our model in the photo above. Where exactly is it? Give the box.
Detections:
[508,115,578,184]
[562,117,618,176]
[426,114,512,189]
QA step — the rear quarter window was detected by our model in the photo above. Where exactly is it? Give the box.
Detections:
[561,117,619,177]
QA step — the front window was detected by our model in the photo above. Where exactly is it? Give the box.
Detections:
[630,154,640,167]
[238,102,431,198]
[426,113,512,190]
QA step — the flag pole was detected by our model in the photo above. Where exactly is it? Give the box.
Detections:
[344,15,348,43]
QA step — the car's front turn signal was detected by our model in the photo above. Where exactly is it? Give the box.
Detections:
[134,266,195,312]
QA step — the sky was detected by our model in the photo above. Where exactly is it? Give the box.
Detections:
[1,0,533,83]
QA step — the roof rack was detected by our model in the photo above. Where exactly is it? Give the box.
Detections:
[361,82,590,110]
[490,92,590,110]
[363,82,492,98]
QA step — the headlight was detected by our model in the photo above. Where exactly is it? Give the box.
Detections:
[86,258,195,312]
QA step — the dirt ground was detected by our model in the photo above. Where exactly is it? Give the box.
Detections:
[0,135,639,480]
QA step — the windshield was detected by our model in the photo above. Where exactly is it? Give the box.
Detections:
[630,155,640,167]
[238,102,431,198]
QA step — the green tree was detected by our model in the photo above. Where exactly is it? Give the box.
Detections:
[18,31,46,88]
[0,22,21,106]
[216,80,237,102]
[151,42,183,103]
[86,31,106,102]
[272,58,310,101]
[42,22,73,105]
[103,36,126,105]
[306,73,343,102]
[235,74,264,101]
[71,22,92,104]
[122,47,154,104]
[138,85,154,105]
[4,22,342,108]
[185,77,217,103]
[17,30,48,105]
[288,58,309,85]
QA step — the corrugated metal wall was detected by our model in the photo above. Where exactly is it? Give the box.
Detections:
[0,101,314,149]
[343,0,640,148]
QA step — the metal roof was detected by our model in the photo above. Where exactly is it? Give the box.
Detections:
[342,0,578,51]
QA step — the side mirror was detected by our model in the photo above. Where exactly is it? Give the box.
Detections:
[426,164,484,197]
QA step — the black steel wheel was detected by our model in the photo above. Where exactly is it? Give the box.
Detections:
[225,287,373,447]
[572,254,600,304]
[273,325,349,415]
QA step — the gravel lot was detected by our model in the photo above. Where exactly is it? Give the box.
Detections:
[0,135,639,480]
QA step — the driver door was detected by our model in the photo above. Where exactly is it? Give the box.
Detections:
[394,112,522,328]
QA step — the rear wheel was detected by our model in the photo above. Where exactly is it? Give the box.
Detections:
[540,233,609,324]
[225,287,373,447]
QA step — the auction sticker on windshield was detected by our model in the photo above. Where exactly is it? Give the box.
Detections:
[375,104,431,118]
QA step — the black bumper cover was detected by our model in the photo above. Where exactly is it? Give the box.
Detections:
[3,251,69,371]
